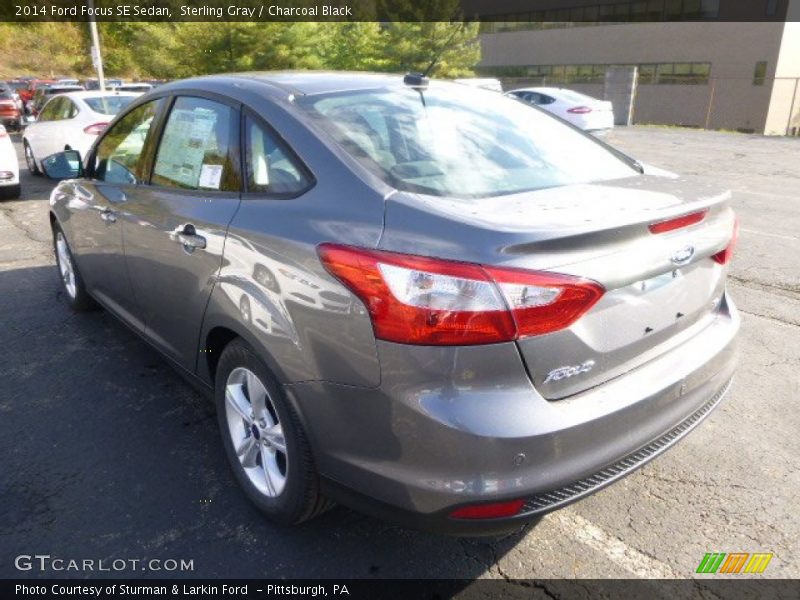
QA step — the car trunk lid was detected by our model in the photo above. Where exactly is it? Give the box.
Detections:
[379,173,736,399]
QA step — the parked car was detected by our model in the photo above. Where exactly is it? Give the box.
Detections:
[0,124,20,199]
[29,84,85,116]
[42,73,739,534]
[453,77,503,92]
[111,82,153,93]
[19,79,55,110]
[84,78,123,91]
[23,91,139,174]
[5,80,28,108]
[0,83,23,131]
[507,87,615,133]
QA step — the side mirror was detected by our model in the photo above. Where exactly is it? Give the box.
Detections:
[42,150,83,180]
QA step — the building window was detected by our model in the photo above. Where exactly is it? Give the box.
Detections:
[753,61,768,85]
[480,0,721,32]
[480,62,710,85]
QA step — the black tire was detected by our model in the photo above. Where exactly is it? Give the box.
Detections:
[24,140,40,176]
[215,338,332,525]
[52,223,96,311]
[0,184,20,200]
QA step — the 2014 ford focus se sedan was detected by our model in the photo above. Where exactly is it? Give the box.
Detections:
[43,72,739,535]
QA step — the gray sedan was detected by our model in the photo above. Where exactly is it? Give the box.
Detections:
[43,72,739,535]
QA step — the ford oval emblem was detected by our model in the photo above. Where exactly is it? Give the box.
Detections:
[671,245,695,266]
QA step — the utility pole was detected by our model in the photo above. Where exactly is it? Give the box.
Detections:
[87,0,105,91]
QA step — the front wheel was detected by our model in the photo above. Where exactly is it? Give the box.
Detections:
[24,141,40,176]
[215,339,331,524]
[53,224,95,311]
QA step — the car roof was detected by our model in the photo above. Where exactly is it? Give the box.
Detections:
[159,71,421,98]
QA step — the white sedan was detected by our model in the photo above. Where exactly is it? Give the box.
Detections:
[0,124,20,200]
[22,91,139,175]
[506,87,615,133]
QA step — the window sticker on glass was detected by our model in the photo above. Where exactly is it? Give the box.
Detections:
[199,164,224,189]
[154,108,218,189]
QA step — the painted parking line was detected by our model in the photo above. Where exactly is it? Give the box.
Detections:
[740,228,798,241]
[552,510,680,578]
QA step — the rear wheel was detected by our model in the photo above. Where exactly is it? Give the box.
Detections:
[24,141,40,176]
[52,224,95,311]
[215,339,331,524]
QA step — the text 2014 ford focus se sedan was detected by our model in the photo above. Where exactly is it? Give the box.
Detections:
[44,72,739,534]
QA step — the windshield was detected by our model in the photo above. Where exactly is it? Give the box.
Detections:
[84,95,135,115]
[297,83,635,198]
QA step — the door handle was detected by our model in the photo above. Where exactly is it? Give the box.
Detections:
[175,224,206,251]
[100,209,116,223]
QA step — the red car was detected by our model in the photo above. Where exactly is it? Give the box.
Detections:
[19,79,55,110]
[0,83,23,131]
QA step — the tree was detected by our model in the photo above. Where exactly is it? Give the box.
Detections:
[0,18,479,80]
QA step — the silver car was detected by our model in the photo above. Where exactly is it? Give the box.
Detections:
[43,73,739,535]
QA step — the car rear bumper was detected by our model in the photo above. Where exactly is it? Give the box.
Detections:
[287,291,739,534]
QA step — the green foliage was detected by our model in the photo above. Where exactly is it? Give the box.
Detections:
[0,20,479,80]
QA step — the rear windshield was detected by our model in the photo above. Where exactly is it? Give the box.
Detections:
[297,83,635,198]
[84,95,135,115]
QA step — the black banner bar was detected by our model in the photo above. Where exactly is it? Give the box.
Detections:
[3,579,800,600]
[0,0,793,23]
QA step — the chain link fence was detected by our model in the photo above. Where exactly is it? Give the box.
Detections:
[497,74,800,136]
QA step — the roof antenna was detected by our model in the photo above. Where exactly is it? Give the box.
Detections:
[404,15,467,91]
[422,18,466,79]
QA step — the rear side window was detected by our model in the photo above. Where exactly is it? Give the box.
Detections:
[245,116,312,196]
[94,98,164,185]
[152,97,240,192]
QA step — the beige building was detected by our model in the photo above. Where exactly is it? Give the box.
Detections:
[475,2,800,135]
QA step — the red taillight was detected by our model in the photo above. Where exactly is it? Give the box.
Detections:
[317,244,604,346]
[712,215,740,265]
[83,122,109,135]
[450,499,526,520]
[567,106,592,114]
[0,99,15,108]
[648,209,708,234]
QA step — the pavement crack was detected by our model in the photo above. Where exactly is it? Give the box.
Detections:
[737,308,800,328]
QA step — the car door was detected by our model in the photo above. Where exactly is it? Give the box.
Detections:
[67,97,167,331]
[26,97,64,160]
[122,94,242,371]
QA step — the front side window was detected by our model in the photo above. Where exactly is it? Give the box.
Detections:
[57,99,77,120]
[297,84,636,199]
[245,116,312,195]
[94,98,164,185]
[152,97,240,192]
[37,98,62,122]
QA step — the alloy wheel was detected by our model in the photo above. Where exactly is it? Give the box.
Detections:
[55,232,77,299]
[224,367,288,497]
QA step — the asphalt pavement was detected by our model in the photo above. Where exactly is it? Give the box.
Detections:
[0,127,798,581]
